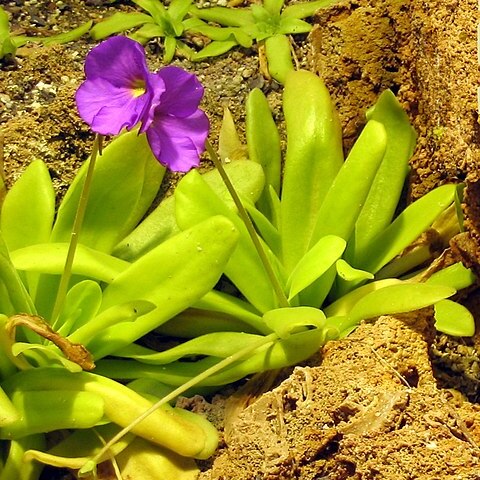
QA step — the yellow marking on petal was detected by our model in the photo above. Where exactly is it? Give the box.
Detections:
[130,79,146,98]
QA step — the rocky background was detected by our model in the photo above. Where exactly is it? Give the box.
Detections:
[1,0,480,478]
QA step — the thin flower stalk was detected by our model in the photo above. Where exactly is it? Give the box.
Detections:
[205,140,289,308]
[79,331,279,476]
[51,134,103,325]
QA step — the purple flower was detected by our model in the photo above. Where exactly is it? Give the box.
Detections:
[75,36,209,172]
[147,67,209,172]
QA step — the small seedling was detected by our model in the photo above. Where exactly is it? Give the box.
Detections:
[89,0,339,82]
[89,0,251,63]
[0,6,91,63]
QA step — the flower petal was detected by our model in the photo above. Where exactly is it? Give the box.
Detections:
[146,110,209,172]
[75,77,151,135]
[138,72,166,133]
[76,36,163,135]
[154,66,205,118]
[84,36,149,87]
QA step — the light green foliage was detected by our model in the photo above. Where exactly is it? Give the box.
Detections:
[246,88,281,218]
[2,368,218,459]
[1,161,55,252]
[114,69,476,402]
[25,426,200,479]
[0,67,476,478]
[189,0,338,82]
[346,90,416,261]
[113,159,264,261]
[2,389,105,438]
[0,129,241,477]
[0,435,44,480]
[138,71,474,340]
[174,169,277,312]
[433,299,475,337]
[280,70,344,271]
[89,0,249,63]
[23,424,134,470]
[91,0,195,62]
[286,235,346,300]
[346,284,456,323]
[88,215,239,360]
[0,7,16,59]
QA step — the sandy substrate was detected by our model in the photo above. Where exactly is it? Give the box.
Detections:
[1,0,480,479]
[197,315,480,479]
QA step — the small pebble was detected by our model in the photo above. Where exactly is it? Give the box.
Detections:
[0,94,13,109]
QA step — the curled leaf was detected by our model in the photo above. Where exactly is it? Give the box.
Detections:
[7,314,95,370]
[263,306,327,338]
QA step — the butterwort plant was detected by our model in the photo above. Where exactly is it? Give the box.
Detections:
[107,68,478,397]
[87,0,340,83]
[9,34,340,476]
[51,35,209,326]
[67,36,338,475]
[0,34,476,480]
[189,0,340,82]
[0,35,333,478]
[88,0,252,64]
[0,36,338,478]
[0,35,241,479]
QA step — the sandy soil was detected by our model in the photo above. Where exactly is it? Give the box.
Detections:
[196,314,480,479]
[1,0,480,479]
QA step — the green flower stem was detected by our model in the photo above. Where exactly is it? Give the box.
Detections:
[51,134,104,325]
[205,140,289,308]
[80,331,279,475]
[0,133,6,204]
